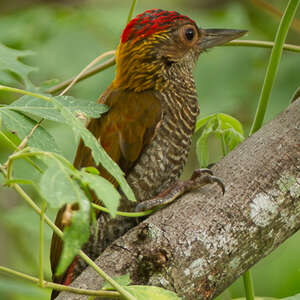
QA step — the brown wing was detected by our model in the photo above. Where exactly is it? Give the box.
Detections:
[74,85,162,184]
[50,85,162,286]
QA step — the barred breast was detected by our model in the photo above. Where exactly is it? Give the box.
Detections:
[126,77,199,202]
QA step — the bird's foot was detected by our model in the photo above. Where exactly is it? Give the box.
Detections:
[135,168,225,211]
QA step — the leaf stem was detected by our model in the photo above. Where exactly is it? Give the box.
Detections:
[226,39,300,53]
[6,149,46,181]
[249,0,300,135]
[91,203,153,218]
[0,85,51,101]
[243,270,255,300]
[0,266,120,298]
[39,200,46,287]
[77,252,137,300]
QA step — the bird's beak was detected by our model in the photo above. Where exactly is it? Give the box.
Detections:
[198,29,247,50]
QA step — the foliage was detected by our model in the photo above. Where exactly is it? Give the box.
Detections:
[0,44,133,298]
[0,43,36,89]
[0,109,60,153]
[6,95,109,123]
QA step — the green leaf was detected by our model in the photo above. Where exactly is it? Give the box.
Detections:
[0,43,36,88]
[102,274,131,290]
[50,97,135,202]
[56,197,90,276]
[124,286,182,300]
[0,109,60,153]
[39,160,85,208]
[5,95,108,123]
[79,171,120,217]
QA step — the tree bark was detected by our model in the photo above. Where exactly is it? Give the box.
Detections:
[57,99,300,300]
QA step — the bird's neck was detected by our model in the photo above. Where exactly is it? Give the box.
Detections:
[157,65,199,125]
[112,40,168,92]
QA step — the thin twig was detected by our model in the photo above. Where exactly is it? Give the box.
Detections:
[226,40,300,52]
[0,265,120,298]
[91,203,153,218]
[39,200,46,287]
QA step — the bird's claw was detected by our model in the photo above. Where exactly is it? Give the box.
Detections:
[191,173,225,195]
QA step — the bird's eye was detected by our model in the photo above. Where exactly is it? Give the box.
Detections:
[179,24,198,45]
[185,28,195,41]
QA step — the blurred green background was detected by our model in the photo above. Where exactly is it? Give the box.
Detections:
[0,0,299,299]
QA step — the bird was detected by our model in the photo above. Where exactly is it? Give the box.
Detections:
[50,8,246,299]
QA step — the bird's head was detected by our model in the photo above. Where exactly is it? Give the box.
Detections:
[113,9,246,92]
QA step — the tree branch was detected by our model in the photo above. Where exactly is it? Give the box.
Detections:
[57,99,300,300]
